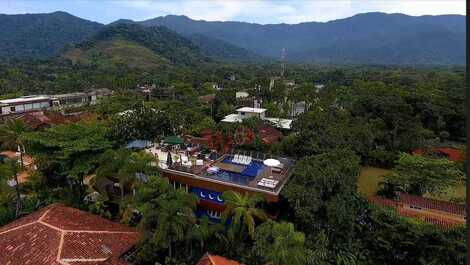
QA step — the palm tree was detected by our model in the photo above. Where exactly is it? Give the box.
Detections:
[190,215,211,253]
[152,189,197,258]
[255,221,307,265]
[0,118,30,150]
[137,177,198,259]
[95,149,157,201]
[222,190,267,240]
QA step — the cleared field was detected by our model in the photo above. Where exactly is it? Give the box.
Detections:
[425,181,466,203]
[357,166,393,196]
[358,166,466,203]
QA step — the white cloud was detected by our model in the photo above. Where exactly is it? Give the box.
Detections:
[117,0,465,24]
[1,0,466,24]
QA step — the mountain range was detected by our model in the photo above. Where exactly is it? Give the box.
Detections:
[0,11,465,65]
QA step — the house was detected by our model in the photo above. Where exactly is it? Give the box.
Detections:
[152,86,176,100]
[0,90,112,117]
[0,204,140,265]
[17,111,85,129]
[235,91,249,99]
[369,192,466,228]
[196,253,240,265]
[51,89,112,109]
[189,124,283,153]
[0,95,52,116]
[147,138,295,222]
[51,92,90,108]
[412,147,465,162]
[221,107,293,130]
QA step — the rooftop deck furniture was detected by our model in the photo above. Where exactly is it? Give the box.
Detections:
[257,178,279,189]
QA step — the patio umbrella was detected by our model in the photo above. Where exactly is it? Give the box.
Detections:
[163,136,184,145]
[166,151,173,167]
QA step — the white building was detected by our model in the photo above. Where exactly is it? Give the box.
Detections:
[235,91,250,99]
[0,96,51,116]
[221,107,292,130]
[0,89,112,116]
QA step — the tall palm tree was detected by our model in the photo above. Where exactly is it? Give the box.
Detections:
[152,189,197,258]
[190,215,211,253]
[95,149,156,201]
[0,118,30,150]
[255,221,307,265]
[222,190,267,240]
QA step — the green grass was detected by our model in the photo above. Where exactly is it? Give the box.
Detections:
[358,166,466,203]
[425,181,466,203]
[357,166,393,197]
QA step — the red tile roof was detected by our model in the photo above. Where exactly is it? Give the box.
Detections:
[18,111,95,129]
[397,192,465,216]
[413,147,465,161]
[0,204,139,265]
[197,253,241,265]
[368,193,466,228]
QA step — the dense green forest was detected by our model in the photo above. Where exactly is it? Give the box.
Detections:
[0,11,465,65]
[0,53,465,265]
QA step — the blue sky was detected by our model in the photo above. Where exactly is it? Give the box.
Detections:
[1,0,466,24]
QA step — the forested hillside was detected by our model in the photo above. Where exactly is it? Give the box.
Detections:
[0,11,103,58]
[63,23,210,67]
[141,12,465,65]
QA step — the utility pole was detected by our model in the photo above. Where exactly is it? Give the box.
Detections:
[8,159,21,217]
[17,144,24,170]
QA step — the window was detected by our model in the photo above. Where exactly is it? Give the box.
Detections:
[10,106,15,112]
[410,205,422,210]
[207,210,221,219]
[241,112,246,116]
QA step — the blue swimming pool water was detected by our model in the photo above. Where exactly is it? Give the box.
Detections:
[204,155,265,185]
[207,170,252,185]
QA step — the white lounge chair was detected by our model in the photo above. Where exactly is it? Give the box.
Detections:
[232,154,239,163]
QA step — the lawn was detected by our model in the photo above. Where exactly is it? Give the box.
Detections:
[357,166,394,197]
[358,166,466,203]
[425,181,466,203]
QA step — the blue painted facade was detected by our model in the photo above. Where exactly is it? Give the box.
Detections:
[191,187,224,205]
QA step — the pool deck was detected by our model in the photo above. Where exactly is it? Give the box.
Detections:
[146,147,294,195]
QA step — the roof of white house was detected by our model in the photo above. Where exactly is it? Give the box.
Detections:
[236,107,267,113]
[52,92,87,98]
[235,91,250,99]
[221,114,243,123]
[264,117,293,130]
[0,96,50,105]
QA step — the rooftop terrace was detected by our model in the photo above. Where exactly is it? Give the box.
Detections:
[146,145,294,195]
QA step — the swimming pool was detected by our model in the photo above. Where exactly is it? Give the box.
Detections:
[203,155,265,185]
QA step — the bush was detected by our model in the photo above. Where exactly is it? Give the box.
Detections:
[365,149,398,168]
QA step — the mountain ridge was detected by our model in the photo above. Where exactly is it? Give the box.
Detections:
[0,11,465,65]
[139,12,465,64]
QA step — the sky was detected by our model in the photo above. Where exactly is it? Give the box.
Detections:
[0,0,466,24]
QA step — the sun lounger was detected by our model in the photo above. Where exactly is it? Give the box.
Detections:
[257,178,279,189]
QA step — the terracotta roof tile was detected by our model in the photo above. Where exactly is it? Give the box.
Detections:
[197,253,240,265]
[398,192,465,216]
[0,204,139,265]
[368,194,466,228]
